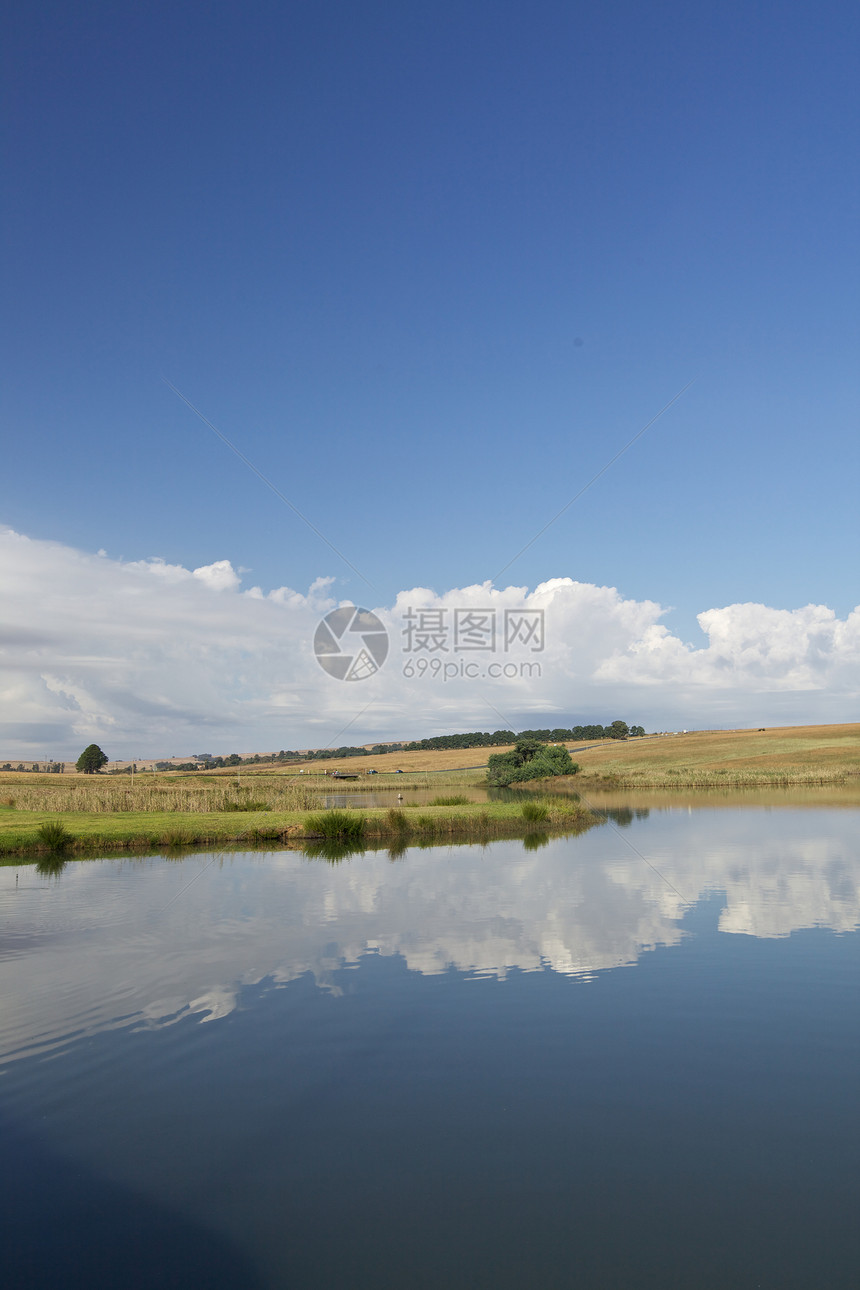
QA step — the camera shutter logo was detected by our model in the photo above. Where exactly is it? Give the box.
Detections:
[314,607,389,681]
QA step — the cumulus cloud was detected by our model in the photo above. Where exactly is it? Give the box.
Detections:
[0,525,858,757]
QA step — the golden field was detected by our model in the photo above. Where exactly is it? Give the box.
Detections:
[243,723,860,784]
[568,723,860,785]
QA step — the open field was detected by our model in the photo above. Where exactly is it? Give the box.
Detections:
[219,724,860,784]
[264,748,499,774]
[568,723,860,787]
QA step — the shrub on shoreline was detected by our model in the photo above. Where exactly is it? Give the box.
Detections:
[487,740,580,788]
[305,810,366,843]
[36,821,73,852]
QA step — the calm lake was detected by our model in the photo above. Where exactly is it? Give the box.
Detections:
[2,803,859,1288]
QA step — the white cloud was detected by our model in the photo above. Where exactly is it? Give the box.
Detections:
[0,524,858,757]
[192,559,242,592]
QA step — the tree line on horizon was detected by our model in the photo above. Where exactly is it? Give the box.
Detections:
[402,722,645,750]
[242,722,645,764]
[8,722,648,776]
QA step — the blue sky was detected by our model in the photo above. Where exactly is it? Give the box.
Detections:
[2,0,858,754]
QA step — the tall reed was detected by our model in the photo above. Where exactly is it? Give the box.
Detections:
[0,775,318,813]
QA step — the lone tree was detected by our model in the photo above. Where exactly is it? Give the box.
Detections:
[76,744,108,775]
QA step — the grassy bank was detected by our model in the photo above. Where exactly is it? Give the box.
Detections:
[0,795,596,860]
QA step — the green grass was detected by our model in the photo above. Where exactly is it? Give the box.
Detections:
[0,809,298,859]
[521,802,550,823]
[429,794,471,806]
[304,810,366,842]
[160,827,195,848]
[0,796,599,861]
[386,808,411,833]
[364,799,593,843]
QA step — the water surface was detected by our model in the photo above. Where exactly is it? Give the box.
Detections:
[1,805,858,1287]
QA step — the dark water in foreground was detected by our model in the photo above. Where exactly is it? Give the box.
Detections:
[1,806,859,1288]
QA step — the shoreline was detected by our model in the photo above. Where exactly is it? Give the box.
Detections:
[0,798,597,860]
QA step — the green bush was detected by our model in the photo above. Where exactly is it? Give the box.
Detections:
[386,808,411,833]
[487,740,579,787]
[160,828,194,847]
[36,821,73,852]
[305,810,366,842]
[521,802,549,823]
[429,794,470,806]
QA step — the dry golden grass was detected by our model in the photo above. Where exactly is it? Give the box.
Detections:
[0,774,317,814]
[238,747,506,775]
[569,723,860,785]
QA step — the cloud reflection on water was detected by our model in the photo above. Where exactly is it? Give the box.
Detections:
[0,809,857,1063]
